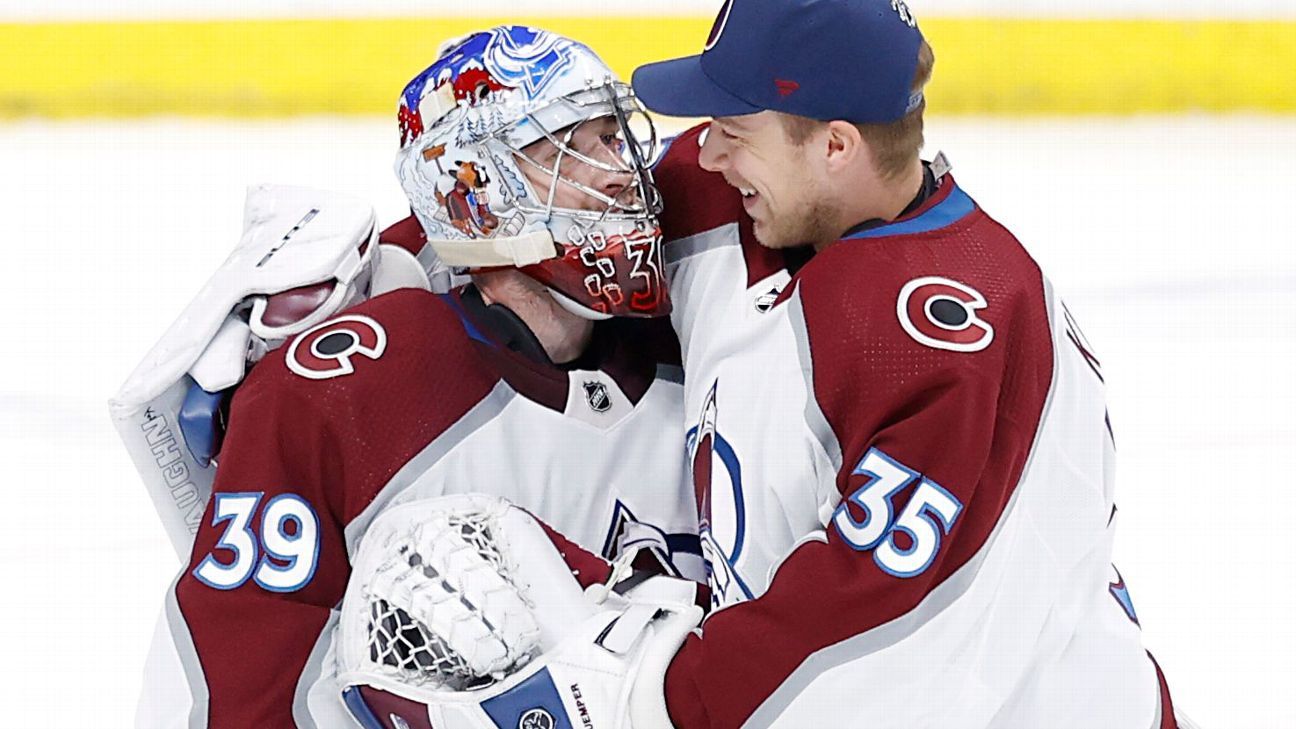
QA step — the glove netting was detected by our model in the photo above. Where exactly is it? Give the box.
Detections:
[362,512,535,692]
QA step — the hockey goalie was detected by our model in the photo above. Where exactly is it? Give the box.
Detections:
[112,27,704,727]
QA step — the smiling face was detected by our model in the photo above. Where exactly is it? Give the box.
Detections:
[517,115,638,212]
[697,111,839,249]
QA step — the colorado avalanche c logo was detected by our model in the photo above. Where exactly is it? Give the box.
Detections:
[286,314,387,380]
[896,276,994,353]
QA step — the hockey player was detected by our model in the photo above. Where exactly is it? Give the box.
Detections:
[627,0,1188,726]
[126,27,702,727]
[328,3,1194,728]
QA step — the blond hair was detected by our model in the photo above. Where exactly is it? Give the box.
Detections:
[782,40,934,180]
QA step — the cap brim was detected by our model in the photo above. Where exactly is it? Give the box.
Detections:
[631,55,764,119]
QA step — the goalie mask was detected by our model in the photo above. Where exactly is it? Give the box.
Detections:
[394,26,669,319]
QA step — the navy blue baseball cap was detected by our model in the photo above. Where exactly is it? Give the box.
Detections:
[632,0,925,123]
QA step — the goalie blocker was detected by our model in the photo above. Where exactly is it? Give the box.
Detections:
[108,184,435,558]
[337,494,703,729]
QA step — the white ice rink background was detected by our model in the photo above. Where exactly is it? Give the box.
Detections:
[2,115,1292,726]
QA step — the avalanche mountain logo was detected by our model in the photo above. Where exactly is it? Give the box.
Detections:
[686,380,755,607]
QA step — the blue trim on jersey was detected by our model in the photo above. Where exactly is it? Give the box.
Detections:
[1110,581,1139,623]
[437,292,494,346]
[666,532,703,556]
[685,422,747,562]
[1109,566,1141,625]
[713,433,747,562]
[843,183,975,240]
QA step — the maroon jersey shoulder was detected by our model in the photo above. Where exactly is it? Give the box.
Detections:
[379,214,426,256]
[231,288,499,521]
[174,287,500,728]
[794,184,1056,559]
[794,180,1050,388]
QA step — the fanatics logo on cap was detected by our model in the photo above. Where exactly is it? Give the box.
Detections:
[775,79,800,98]
[704,0,735,51]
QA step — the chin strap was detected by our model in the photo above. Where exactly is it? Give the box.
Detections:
[458,286,553,364]
[548,287,614,321]
[428,230,557,268]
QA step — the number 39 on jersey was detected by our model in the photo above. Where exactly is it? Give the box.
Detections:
[193,492,321,593]
[832,448,964,578]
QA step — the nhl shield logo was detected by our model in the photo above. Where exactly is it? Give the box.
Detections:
[583,381,612,412]
[754,286,781,313]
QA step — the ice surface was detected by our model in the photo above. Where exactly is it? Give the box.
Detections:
[1,115,1291,726]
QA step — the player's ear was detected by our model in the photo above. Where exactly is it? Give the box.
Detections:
[823,120,862,173]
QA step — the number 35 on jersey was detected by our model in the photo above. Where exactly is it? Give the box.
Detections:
[832,448,964,578]
[193,492,321,592]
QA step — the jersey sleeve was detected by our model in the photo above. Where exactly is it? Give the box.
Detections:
[379,214,427,257]
[139,289,496,728]
[663,233,1057,727]
[139,377,355,728]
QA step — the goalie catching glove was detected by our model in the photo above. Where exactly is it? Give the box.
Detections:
[337,494,702,729]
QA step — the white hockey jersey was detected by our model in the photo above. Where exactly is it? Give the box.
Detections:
[651,125,1179,728]
[137,285,702,728]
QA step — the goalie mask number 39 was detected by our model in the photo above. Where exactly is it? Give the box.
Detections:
[394,25,669,320]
